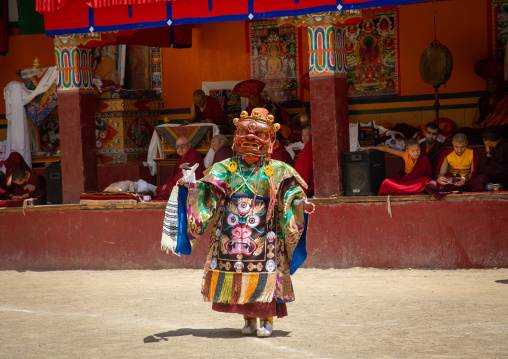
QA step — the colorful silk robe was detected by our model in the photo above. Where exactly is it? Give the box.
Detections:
[174,158,308,306]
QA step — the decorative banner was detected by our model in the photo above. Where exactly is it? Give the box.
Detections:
[249,20,301,104]
[492,1,508,61]
[151,47,162,92]
[345,9,399,98]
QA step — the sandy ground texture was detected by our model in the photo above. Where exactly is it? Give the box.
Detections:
[0,268,507,359]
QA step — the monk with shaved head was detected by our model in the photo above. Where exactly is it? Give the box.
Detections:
[425,133,487,199]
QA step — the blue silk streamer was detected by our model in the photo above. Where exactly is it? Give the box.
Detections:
[175,186,192,255]
[290,213,308,275]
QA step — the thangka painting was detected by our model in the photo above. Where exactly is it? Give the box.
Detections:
[92,44,126,92]
[249,20,301,103]
[492,1,508,61]
[345,9,399,98]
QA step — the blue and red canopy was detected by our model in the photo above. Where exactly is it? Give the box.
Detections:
[39,0,428,36]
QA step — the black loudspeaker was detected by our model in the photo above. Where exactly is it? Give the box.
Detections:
[45,163,63,204]
[342,150,386,196]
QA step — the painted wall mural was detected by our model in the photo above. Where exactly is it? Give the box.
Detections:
[248,20,301,103]
[493,1,508,61]
[345,9,399,98]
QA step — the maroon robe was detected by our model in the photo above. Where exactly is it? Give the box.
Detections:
[1,152,33,200]
[0,171,9,200]
[1,152,31,178]
[420,141,447,177]
[212,144,233,165]
[294,141,314,196]
[194,96,227,125]
[12,172,46,202]
[154,147,205,200]
[479,139,508,184]
[378,153,432,195]
[271,143,294,167]
[425,148,487,199]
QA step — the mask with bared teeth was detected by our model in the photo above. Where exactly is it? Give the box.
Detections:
[232,108,280,160]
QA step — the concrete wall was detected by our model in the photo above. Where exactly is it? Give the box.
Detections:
[1,198,507,270]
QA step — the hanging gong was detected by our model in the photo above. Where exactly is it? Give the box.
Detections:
[419,42,453,87]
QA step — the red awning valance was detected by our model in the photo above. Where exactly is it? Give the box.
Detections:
[36,0,182,13]
[39,0,429,36]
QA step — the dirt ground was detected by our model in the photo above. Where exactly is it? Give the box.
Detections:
[1,268,507,359]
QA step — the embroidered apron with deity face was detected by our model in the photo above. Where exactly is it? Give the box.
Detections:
[209,194,277,274]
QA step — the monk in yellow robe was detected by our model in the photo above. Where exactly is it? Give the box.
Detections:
[425,133,487,199]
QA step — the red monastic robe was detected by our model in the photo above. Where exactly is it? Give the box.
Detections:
[12,172,46,202]
[294,141,314,196]
[194,96,227,125]
[1,152,31,178]
[271,143,294,167]
[479,139,508,184]
[420,141,447,177]
[0,152,33,200]
[378,153,432,195]
[425,148,487,199]
[154,147,205,200]
[212,144,234,166]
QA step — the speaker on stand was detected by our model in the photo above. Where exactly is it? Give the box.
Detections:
[342,150,386,196]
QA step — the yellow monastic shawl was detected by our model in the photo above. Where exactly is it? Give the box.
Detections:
[403,152,417,176]
[446,148,474,176]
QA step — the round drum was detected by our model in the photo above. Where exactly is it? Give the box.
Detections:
[419,43,453,87]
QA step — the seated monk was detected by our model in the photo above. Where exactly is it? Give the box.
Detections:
[1,151,33,199]
[10,169,46,203]
[233,79,292,138]
[420,123,447,175]
[359,138,432,195]
[210,134,233,166]
[425,133,487,199]
[479,127,508,188]
[154,136,205,200]
[271,133,294,167]
[188,89,228,126]
[294,126,313,197]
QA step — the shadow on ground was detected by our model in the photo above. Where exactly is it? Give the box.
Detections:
[144,328,290,342]
[495,279,508,284]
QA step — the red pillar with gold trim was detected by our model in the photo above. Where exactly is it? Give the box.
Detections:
[54,35,98,203]
[307,23,349,198]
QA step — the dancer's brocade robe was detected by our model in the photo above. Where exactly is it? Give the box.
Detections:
[176,158,309,305]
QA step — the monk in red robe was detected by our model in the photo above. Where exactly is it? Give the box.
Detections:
[10,169,46,203]
[420,123,447,175]
[294,126,314,196]
[154,136,205,200]
[189,90,227,126]
[271,133,294,167]
[210,134,233,166]
[0,152,33,200]
[425,133,487,199]
[473,78,508,128]
[479,127,508,187]
[359,138,432,195]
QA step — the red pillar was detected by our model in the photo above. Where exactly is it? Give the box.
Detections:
[55,37,98,203]
[307,25,349,198]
